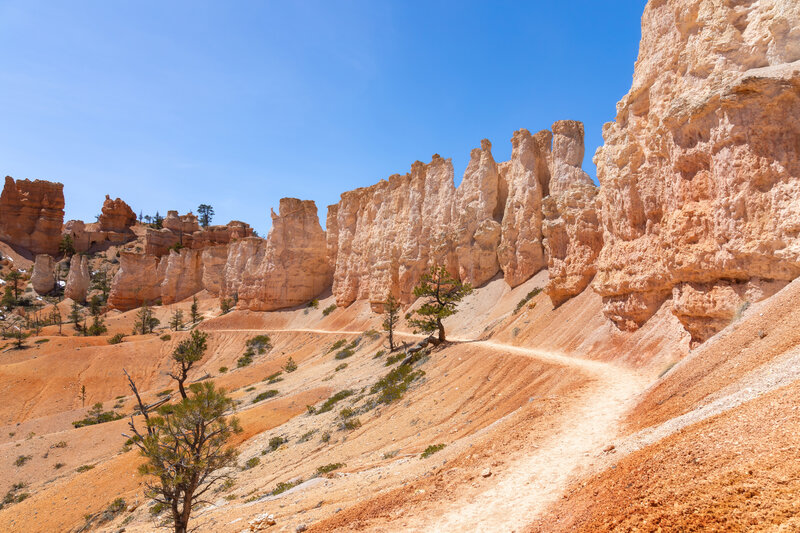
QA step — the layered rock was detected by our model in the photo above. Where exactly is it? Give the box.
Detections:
[97,196,136,233]
[64,255,90,303]
[542,121,604,306]
[145,216,253,256]
[31,255,56,295]
[107,253,164,310]
[497,129,552,287]
[233,199,331,311]
[593,0,800,333]
[0,177,64,256]
[163,211,200,234]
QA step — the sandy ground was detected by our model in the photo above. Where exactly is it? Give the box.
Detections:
[0,274,798,531]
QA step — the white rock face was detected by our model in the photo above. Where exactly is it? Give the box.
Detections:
[64,255,90,303]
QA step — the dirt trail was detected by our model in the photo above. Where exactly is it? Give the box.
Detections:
[213,327,649,532]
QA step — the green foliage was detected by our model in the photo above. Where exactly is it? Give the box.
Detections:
[420,443,446,458]
[169,309,184,331]
[72,402,123,428]
[271,479,303,495]
[322,304,337,316]
[264,371,283,383]
[86,315,108,336]
[335,363,348,372]
[252,390,279,404]
[405,265,473,342]
[316,463,345,475]
[197,204,214,228]
[156,390,172,397]
[14,455,31,467]
[170,330,209,399]
[59,234,76,256]
[339,407,355,418]
[133,302,159,335]
[242,457,260,470]
[341,417,361,430]
[328,339,347,353]
[246,335,272,354]
[190,296,200,325]
[52,440,68,448]
[385,352,405,366]
[218,366,228,373]
[54,463,65,469]
[382,293,401,351]
[220,298,234,314]
[373,350,386,359]
[316,389,354,414]
[283,356,298,373]
[267,436,286,451]
[160,334,172,341]
[298,429,316,443]
[514,287,543,314]
[108,333,125,345]
[237,350,254,368]
[1,482,29,510]
[320,431,331,443]
[307,299,319,309]
[334,347,355,360]
[76,464,95,473]
[371,364,425,405]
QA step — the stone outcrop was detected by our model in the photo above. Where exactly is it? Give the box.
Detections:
[145,216,253,256]
[31,255,56,295]
[64,255,90,303]
[0,177,64,256]
[593,0,800,335]
[232,199,331,311]
[497,129,552,287]
[108,253,164,310]
[542,121,604,306]
[163,211,200,234]
[97,196,136,233]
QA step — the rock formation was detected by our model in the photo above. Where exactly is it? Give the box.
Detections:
[233,198,331,311]
[64,255,90,303]
[0,177,64,256]
[163,211,200,235]
[593,0,800,336]
[97,196,136,233]
[107,253,165,310]
[145,216,253,256]
[497,129,551,287]
[542,121,604,306]
[31,255,56,295]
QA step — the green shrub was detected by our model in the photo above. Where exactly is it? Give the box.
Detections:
[72,403,124,428]
[316,389,354,414]
[108,333,125,345]
[252,390,279,404]
[245,386,255,392]
[76,464,95,473]
[218,366,228,373]
[298,430,316,443]
[322,304,337,317]
[156,389,172,397]
[328,339,347,353]
[421,443,446,458]
[160,334,172,341]
[514,287,542,314]
[246,335,272,354]
[385,352,405,366]
[335,363,348,372]
[320,431,331,443]
[237,348,254,368]
[264,371,283,382]
[363,329,380,339]
[341,418,361,431]
[283,357,298,373]
[13,455,31,467]
[35,339,49,344]
[339,407,355,419]
[267,436,286,452]
[307,299,319,309]
[316,463,345,475]
[373,350,386,359]
[242,457,260,470]
[370,364,425,405]
[272,479,303,495]
[334,348,354,360]
[54,462,65,469]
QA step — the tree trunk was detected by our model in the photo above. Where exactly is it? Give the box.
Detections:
[178,378,187,400]
[388,328,395,352]
[438,321,446,343]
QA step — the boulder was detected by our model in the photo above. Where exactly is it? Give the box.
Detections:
[31,254,56,295]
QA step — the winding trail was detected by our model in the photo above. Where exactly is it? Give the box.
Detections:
[209,326,649,532]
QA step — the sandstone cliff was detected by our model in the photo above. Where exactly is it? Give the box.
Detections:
[0,177,64,256]
[593,0,800,339]
[233,198,331,311]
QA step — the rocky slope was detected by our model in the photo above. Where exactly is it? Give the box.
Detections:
[593,0,800,340]
[0,177,64,256]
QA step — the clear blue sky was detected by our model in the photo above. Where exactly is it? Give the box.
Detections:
[0,1,644,236]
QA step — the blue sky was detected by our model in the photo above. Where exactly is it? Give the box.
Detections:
[0,1,644,235]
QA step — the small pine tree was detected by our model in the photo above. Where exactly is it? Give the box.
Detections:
[197,204,215,228]
[134,302,160,335]
[170,309,184,331]
[190,296,200,325]
[70,301,82,332]
[5,271,22,300]
[168,330,208,399]
[9,329,30,349]
[88,315,107,336]
[405,265,473,343]
[59,234,76,257]
[50,306,62,335]
[79,385,86,408]
[1,285,15,309]
[382,293,401,352]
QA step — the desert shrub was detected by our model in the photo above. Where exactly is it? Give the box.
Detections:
[160,334,172,341]
[316,389,354,414]
[421,443,446,458]
[51,441,68,449]
[385,352,405,366]
[245,386,255,392]
[149,502,166,516]
[334,347,354,360]
[370,364,425,405]
[339,407,355,419]
[54,463,65,469]
[76,464,95,473]
[373,350,386,359]
[328,339,347,353]
[156,390,172,397]
[108,333,125,345]
[242,457,260,470]
[272,479,303,495]
[283,357,298,373]
[252,390,279,404]
[72,402,124,428]
[35,338,49,344]
[382,450,399,459]
[306,404,316,415]
[514,287,542,314]
[237,348,254,368]
[322,304,337,317]
[307,299,319,309]
[320,431,331,443]
[335,363,348,372]
[14,455,31,467]
[218,366,228,373]
[341,418,361,431]
[298,430,316,443]
[363,329,380,339]
[267,436,286,452]
[246,335,272,354]
[316,463,345,475]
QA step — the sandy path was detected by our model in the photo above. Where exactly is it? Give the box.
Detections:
[212,327,649,532]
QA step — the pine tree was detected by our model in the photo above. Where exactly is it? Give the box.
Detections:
[382,293,401,352]
[405,265,473,343]
[190,296,200,325]
[197,204,215,228]
[170,309,184,331]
